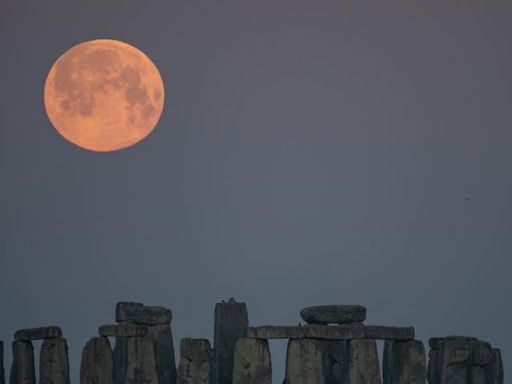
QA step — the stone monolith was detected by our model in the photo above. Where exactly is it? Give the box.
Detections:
[80,337,113,384]
[285,338,324,384]
[146,324,177,384]
[10,340,35,384]
[347,339,381,384]
[485,349,503,384]
[39,337,70,384]
[115,337,158,384]
[213,299,248,384]
[177,338,212,384]
[320,340,349,384]
[383,340,426,384]
[232,338,271,384]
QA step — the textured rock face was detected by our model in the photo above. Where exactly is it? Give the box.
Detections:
[427,336,499,384]
[285,338,324,384]
[300,305,366,325]
[39,337,70,384]
[14,327,62,341]
[145,324,176,384]
[484,349,503,384]
[383,340,426,384]
[213,299,248,384]
[116,337,159,384]
[99,324,147,337]
[80,337,113,384]
[247,325,414,340]
[116,302,172,325]
[347,339,381,384]
[10,340,35,384]
[232,338,271,384]
[320,340,349,384]
[178,339,212,384]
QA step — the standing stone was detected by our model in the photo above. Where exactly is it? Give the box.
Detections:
[427,337,473,384]
[121,337,158,384]
[383,340,426,384]
[80,337,113,384]
[145,324,177,384]
[114,337,129,384]
[1,341,4,384]
[213,299,248,384]
[470,367,486,384]
[178,339,212,384]
[285,338,324,384]
[10,340,35,384]
[347,339,381,384]
[39,337,70,384]
[485,349,503,384]
[320,340,349,384]
[232,338,271,384]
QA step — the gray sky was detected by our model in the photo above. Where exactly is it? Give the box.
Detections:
[1,1,511,381]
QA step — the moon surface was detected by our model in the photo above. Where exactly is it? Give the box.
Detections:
[44,39,164,152]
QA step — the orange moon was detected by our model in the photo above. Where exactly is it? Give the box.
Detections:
[44,39,164,152]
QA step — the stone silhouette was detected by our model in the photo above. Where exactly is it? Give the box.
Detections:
[9,340,35,384]
[39,337,70,384]
[232,338,271,384]
[383,340,426,384]
[80,337,114,384]
[177,338,212,384]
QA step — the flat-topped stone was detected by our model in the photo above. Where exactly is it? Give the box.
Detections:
[15,326,62,341]
[99,324,147,337]
[247,325,414,340]
[300,305,366,325]
[116,302,172,325]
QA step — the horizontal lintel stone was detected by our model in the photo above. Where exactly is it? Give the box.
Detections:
[99,324,147,337]
[15,326,62,341]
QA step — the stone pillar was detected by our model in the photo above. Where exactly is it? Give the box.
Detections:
[114,302,176,384]
[177,338,212,384]
[213,298,248,384]
[383,340,426,384]
[285,338,324,384]
[484,349,503,384]
[320,340,349,384]
[123,337,159,384]
[10,340,35,384]
[347,339,381,384]
[232,338,271,384]
[39,337,70,384]
[80,337,114,384]
[1,341,4,384]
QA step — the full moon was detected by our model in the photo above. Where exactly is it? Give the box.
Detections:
[44,39,164,152]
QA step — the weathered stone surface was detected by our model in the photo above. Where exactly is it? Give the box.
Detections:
[285,338,324,384]
[347,339,381,384]
[14,326,62,341]
[80,337,113,384]
[232,338,271,384]
[9,340,35,384]
[320,340,349,384]
[99,324,147,338]
[39,337,70,384]
[485,349,504,384]
[300,305,366,325]
[116,302,172,325]
[470,366,486,384]
[1,341,4,384]
[213,299,248,384]
[247,325,414,340]
[470,340,493,366]
[145,324,177,384]
[178,338,212,384]
[115,337,158,384]
[383,340,426,384]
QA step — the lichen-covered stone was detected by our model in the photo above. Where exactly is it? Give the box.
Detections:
[285,338,324,384]
[485,349,503,384]
[80,337,113,384]
[347,339,381,384]
[300,305,366,325]
[39,337,70,384]
[213,299,248,384]
[232,338,271,384]
[14,327,62,341]
[383,340,426,384]
[9,341,35,384]
[178,339,211,384]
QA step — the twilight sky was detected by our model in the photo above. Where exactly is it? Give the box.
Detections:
[1,1,511,381]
